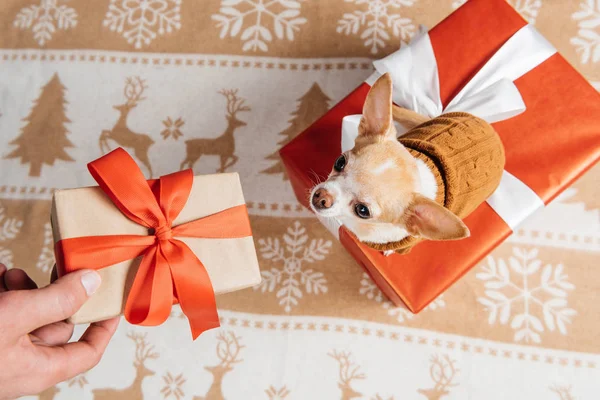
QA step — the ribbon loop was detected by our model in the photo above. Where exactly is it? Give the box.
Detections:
[88,148,166,229]
[367,24,557,126]
[56,148,252,339]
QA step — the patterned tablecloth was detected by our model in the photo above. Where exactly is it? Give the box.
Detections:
[1,0,598,399]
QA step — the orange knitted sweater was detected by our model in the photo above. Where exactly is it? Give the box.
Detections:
[364,112,506,254]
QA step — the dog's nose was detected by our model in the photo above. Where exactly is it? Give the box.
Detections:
[312,188,334,210]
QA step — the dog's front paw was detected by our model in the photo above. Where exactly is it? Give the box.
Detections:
[383,250,394,257]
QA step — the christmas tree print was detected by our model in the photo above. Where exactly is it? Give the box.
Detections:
[262,83,330,180]
[5,73,74,177]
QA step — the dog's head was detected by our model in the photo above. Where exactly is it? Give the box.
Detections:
[309,73,469,244]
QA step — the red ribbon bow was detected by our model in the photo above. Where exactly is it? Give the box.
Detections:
[55,148,252,339]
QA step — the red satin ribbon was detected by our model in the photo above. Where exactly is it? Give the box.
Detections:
[55,148,252,339]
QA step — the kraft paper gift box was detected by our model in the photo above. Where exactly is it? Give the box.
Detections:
[279,0,600,313]
[52,148,261,338]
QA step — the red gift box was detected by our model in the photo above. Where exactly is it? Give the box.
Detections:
[279,0,600,313]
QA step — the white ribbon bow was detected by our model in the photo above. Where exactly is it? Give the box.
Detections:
[340,24,556,231]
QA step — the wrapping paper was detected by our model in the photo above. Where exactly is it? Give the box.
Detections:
[0,0,599,398]
[280,0,600,313]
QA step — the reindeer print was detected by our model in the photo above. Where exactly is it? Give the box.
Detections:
[328,350,365,400]
[551,385,575,400]
[92,332,159,400]
[100,77,155,177]
[193,331,244,400]
[37,385,59,400]
[417,355,459,400]
[181,89,250,172]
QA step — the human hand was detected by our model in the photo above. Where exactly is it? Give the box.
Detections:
[0,263,119,400]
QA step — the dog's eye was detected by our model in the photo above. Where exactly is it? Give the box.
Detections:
[333,155,346,172]
[354,203,371,219]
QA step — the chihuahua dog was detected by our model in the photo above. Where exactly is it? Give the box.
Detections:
[309,73,505,254]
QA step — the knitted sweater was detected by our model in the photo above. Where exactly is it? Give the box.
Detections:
[365,112,506,254]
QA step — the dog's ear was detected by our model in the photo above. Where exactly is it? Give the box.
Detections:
[359,73,394,139]
[402,194,470,241]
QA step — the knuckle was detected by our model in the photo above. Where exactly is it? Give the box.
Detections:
[85,348,101,369]
[43,350,71,387]
[55,290,79,319]
[73,349,102,376]
[90,351,103,369]
[88,342,104,368]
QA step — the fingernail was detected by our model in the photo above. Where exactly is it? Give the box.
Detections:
[81,271,101,296]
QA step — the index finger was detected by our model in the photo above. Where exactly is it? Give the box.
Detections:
[0,263,7,293]
[51,265,58,284]
[36,317,120,386]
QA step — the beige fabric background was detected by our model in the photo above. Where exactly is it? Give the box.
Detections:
[0,0,598,399]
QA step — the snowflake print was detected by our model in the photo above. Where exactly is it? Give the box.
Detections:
[13,0,78,46]
[0,205,23,269]
[212,0,307,52]
[103,0,182,49]
[255,221,331,312]
[510,0,543,24]
[161,117,184,140]
[571,0,600,64]
[452,0,543,24]
[36,222,55,273]
[384,295,445,323]
[337,0,416,55]
[359,272,386,302]
[360,273,445,323]
[0,248,13,269]
[477,247,576,344]
[161,372,186,399]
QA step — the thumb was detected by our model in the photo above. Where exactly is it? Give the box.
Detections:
[12,270,101,334]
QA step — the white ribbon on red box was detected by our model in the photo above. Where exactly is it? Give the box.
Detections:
[341,24,556,231]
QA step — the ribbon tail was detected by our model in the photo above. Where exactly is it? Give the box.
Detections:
[340,115,362,153]
[443,80,527,123]
[158,169,193,223]
[88,148,167,228]
[124,245,174,327]
[486,171,545,230]
[446,24,556,109]
[169,240,219,339]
